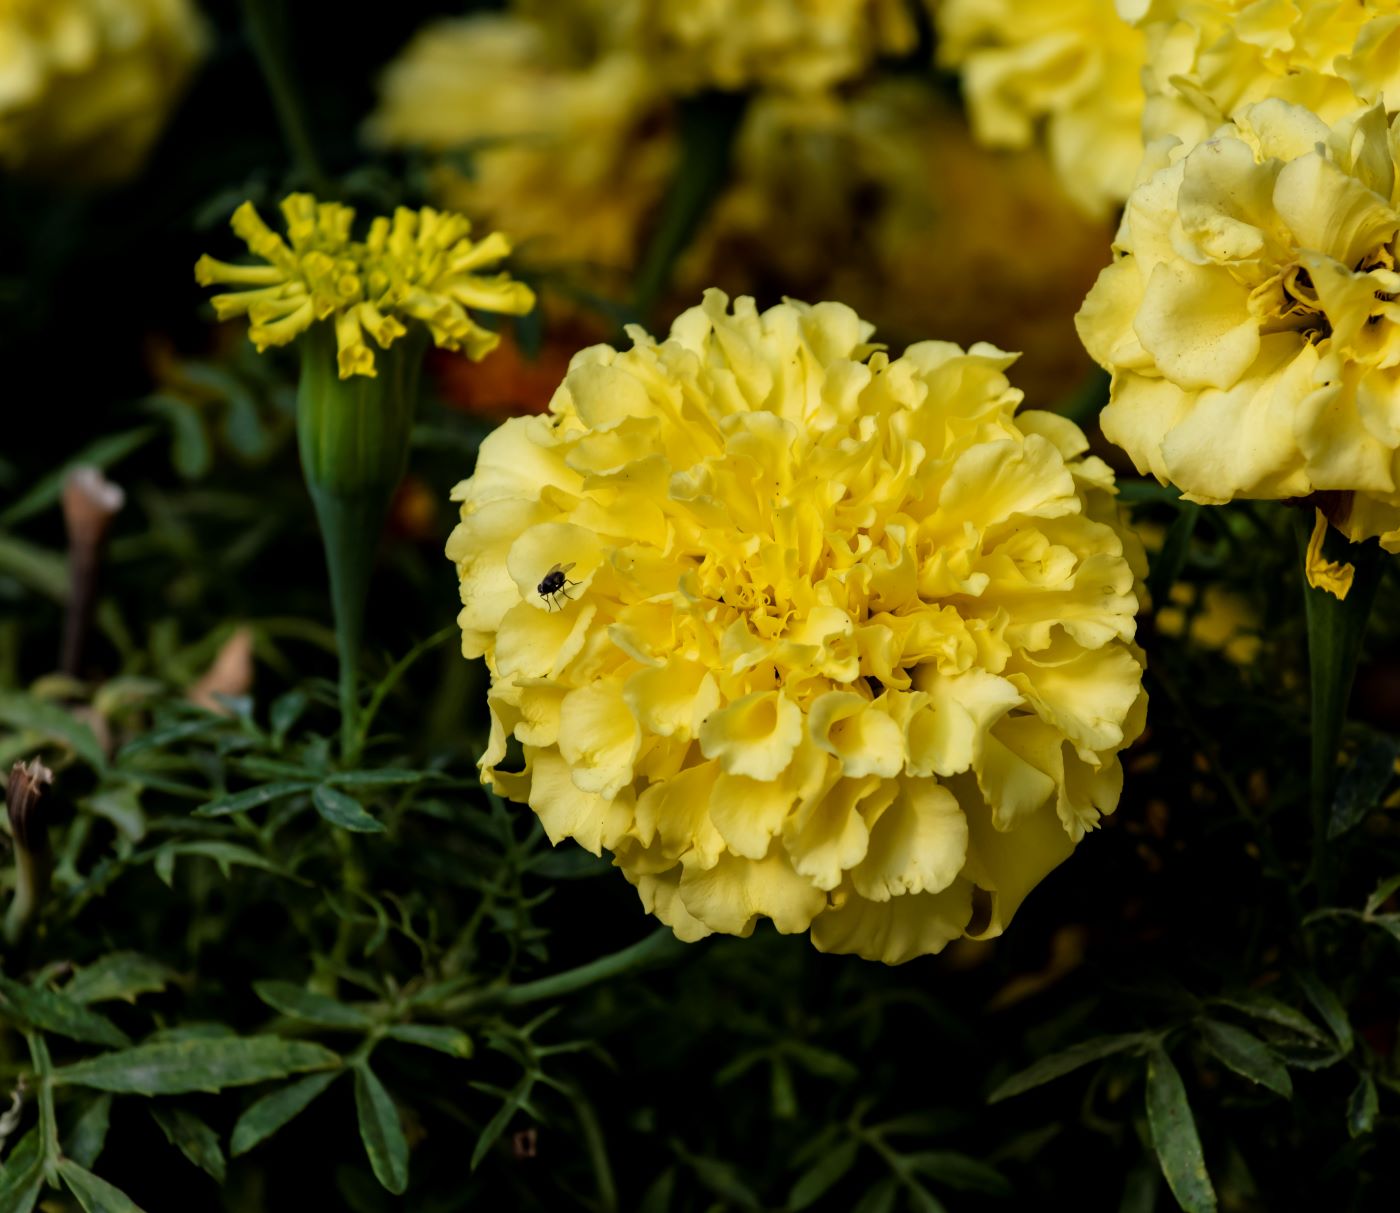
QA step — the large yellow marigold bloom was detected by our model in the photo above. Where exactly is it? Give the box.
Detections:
[448,291,1147,964]
[541,0,917,94]
[365,14,673,276]
[195,193,536,379]
[934,0,1146,218]
[0,0,204,182]
[1121,0,1400,152]
[1078,99,1400,548]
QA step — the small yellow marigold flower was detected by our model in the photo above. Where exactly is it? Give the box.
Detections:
[933,0,1146,218]
[365,14,673,277]
[195,194,536,379]
[1121,0,1400,153]
[0,0,206,182]
[1077,100,1400,549]
[448,290,1147,964]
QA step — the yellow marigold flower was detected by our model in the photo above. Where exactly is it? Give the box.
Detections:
[448,290,1147,964]
[0,0,205,182]
[1077,99,1400,549]
[365,14,673,276]
[541,0,917,94]
[933,0,1146,218]
[1121,0,1400,153]
[195,194,536,379]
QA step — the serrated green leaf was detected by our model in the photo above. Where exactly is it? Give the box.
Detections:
[1295,972,1353,1055]
[1210,992,1325,1041]
[1198,1021,1292,1098]
[850,1178,898,1213]
[64,1094,112,1169]
[0,1130,43,1213]
[788,1138,858,1211]
[253,981,373,1029]
[0,691,106,770]
[989,1033,1155,1102]
[1364,874,1400,917]
[116,717,222,760]
[381,1024,472,1057]
[64,954,177,1006]
[269,690,309,744]
[81,788,146,843]
[1145,1049,1217,1213]
[149,1105,225,1183]
[1366,914,1400,945]
[906,1151,1012,1196]
[57,1158,148,1213]
[0,975,129,1047]
[312,784,384,833]
[231,1070,339,1156]
[326,769,431,787]
[153,841,287,881]
[193,780,315,817]
[353,1063,409,1195]
[1348,1073,1379,1138]
[54,1036,339,1094]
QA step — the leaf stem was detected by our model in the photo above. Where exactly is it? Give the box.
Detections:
[26,1033,58,1182]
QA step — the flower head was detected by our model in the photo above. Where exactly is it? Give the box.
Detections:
[449,290,1146,963]
[0,0,206,182]
[934,0,1146,217]
[1077,100,1400,548]
[1121,0,1400,152]
[195,194,536,379]
[365,14,673,276]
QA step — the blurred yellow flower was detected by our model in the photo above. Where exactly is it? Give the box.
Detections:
[682,79,1113,401]
[934,0,1146,217]
[366,14,673,277]
[195,194,536,379]
[544,0,917,94]
[1155,583,1262,664]
[0,0,205,182]
[448,290,1147,964]
[1121,0,1400,152]
[1077,100,1400,549]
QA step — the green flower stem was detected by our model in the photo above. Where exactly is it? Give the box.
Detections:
[240,0,329,193]
[447,928,688,1014]
[629,91,747,324]
[1295,512,1386,893]
[298,326,426,765]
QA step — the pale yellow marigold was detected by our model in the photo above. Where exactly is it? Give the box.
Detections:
[538,0,917,94]
[1077,100,1400,549]
[365,14,673,276]
[934,0,1146,217]
[195,194,536,379]
[0,0,205,181]
[448,290,1147,964]
[1121,0,1400,153]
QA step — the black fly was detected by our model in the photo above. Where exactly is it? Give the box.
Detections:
[537,562,580,610]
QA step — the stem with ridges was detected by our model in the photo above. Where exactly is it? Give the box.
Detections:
[1295,512,1386,897]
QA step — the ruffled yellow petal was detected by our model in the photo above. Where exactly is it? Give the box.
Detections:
[1305,509,1356,600]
